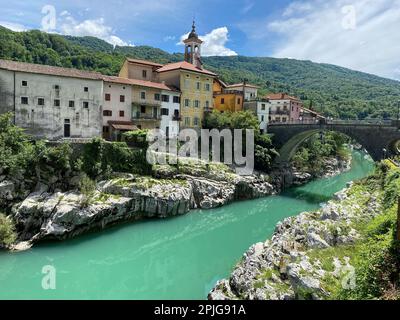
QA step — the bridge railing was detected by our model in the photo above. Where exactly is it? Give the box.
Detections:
[268,119,395,126]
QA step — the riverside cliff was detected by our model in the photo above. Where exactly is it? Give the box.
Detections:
[7,159,276,250]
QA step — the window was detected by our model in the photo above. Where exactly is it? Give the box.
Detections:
[141,91,146,100]
[142,70,147,78]
[84,87,89,92]
[204,83,210,91]
[161,95,169,102]
[22,80,28,87]
[173,96,180,104]
[54,99,60,107]
[54,85,60,90]
[237,98,241,105]
[119,110,125,117]
[194,100,200,108]
[21,97,28,105]
[193,117,199,126]
[184,117,190,126]
[221,98,225,104]
[184,79,190,89]
[154,93,161,101]
[261,115,264,122]
[282,117,287,123]
[261,104,266,111]
[120,95,125,103]
[205,100,210,109]
[161,108,169,116]
[103,110,112,116]
[196,82,201,90]
[141,105,146,113]
[103,126,110,133]
[105,94,111,101]
[37,98,44,106]
[184,99,190,107]
[69,100,75,108]
[83,101,89,108]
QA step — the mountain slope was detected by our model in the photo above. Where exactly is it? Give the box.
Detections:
[1,27,399,119]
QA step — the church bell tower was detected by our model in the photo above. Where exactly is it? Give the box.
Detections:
[183,21,203,69]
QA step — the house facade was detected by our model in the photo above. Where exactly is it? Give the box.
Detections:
[213,78,244,113]
[243,99,270,133]
[226,83,259,101]
[0,59,103,140]
[102,76,135,140]
[266,93,302,123]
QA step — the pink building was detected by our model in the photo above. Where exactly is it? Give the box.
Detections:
[266,93,302,123]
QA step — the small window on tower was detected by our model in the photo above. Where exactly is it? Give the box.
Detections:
[22,80,28,87]
[142,70,147,78]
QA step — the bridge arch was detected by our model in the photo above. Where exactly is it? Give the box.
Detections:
[268,123,400,166]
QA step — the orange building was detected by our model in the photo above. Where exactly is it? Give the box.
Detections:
[213,78,244,112]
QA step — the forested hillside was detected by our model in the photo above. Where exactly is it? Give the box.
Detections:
[1,26,400,119]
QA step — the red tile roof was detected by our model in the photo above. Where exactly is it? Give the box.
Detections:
[126,58,164,68]
[267,93,301,102]
[0,59,104,80]
[156,61,217,76]
[103,75,180,92]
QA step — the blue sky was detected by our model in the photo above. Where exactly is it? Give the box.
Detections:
[1,0,400,80]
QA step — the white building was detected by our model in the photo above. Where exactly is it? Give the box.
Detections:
[244,99,270,134]
[0,59,103,140]
[226,83,259,101]
[160,89,181,138]
[102,76,135,141]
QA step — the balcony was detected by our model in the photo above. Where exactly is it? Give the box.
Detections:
[270,110,290,116]
[132,112,161,121]
[173,115,182,121]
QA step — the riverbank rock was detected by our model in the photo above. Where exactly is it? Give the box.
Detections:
[209,185,382,301]
[9,170,277,247]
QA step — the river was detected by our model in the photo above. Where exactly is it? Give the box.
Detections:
[0,150,374,300]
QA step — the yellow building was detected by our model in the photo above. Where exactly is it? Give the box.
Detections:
[117,22,217,130]
[213,78,244,112]
[157,61,215,129]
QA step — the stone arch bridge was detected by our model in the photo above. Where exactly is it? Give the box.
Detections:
[268,120,400,166]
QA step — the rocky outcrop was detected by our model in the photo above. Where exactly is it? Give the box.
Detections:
[10,172,276,248]
[292,156,351,186]
[0,180,15,207]
[209,184,381,300]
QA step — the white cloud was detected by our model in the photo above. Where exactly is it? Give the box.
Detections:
[59,13,133,47]
[243,0,400,80]
[179,27,237,57]
[282,1,313,17]
[0,21,27,32]
[242,1,255,14]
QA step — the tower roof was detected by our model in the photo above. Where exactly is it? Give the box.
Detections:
[184,21,203,44]
[188,21,198,39]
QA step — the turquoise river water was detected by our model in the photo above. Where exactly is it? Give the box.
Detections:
[0,150,374,300]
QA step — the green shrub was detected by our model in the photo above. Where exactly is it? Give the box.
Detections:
[123,129,149,148]
[79,175,96,208]
[0,213,17,247]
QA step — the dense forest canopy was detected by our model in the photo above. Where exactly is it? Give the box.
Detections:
[1,26,400,119]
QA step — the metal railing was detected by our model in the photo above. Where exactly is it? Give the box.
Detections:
[269,119,396,126]
[132,112,161,120]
